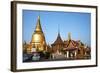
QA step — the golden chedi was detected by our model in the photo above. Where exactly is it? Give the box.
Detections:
[31,16,46,52]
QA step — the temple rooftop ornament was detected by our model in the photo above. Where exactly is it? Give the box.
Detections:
[68,32,71,41]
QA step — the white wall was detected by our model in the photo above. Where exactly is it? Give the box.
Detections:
[0,0,99,73]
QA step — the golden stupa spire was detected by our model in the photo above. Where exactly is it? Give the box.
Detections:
[35,15,42,32]
[68,32,71,41]
[31,15,46,51]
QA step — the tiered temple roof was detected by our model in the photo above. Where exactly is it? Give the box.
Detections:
[52,33,64,45]
[64,40,79,51]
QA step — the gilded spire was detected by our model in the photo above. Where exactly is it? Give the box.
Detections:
[31,15,46,51]
[35,16,42,32]
[68,32,71,41]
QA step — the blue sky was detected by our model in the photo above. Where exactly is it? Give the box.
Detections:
[23,10,91,46]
